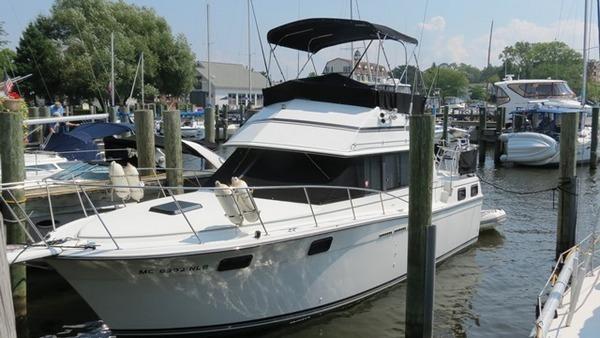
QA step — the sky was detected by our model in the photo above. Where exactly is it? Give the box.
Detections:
[1,0,598,80]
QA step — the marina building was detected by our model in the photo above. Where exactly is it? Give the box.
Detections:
[322,50,390,83]
[192,61,269,108]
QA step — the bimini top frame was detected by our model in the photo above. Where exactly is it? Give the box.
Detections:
[263,18,419,87]
[267,18,418,53]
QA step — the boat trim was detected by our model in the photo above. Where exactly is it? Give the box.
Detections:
[246,117,408,132]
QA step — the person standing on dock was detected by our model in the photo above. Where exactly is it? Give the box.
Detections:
[47,101,78,134]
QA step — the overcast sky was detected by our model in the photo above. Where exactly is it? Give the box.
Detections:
[1,0,597,79]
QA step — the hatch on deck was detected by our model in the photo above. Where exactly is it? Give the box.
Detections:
[149,201,203,215]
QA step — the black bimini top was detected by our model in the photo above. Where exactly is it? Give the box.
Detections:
[267,18,418,53]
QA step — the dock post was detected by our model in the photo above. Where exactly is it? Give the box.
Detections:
[442,105,449,142]
[109,106,117,123]
[556,112,578,260]
[222,105,229,141]
[405,110,435,338]
[163,110,183,194]
[494,107,504,166]
[204,106,216,144]
[134,110,155,176]
[0,214,17,338]
[0,102,27,332]
[591,107,599,169]
[28,107,39,144]
[478,106,486,165]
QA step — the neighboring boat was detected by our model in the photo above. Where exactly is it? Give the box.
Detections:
[493,77,593,166]
[498,105,591,166]
[531,233,600,338]
[8,18,483,334]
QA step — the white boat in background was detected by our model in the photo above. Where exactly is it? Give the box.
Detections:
[6,18,483,334]
[493,77,593,166]
[21,152,71,181]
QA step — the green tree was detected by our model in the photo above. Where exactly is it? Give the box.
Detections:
[469,84,487,101]
[0,48,16,75]
[14,0,196,106]
[423,66,469,98]
[499,41,583,93]
[0,21,7,46]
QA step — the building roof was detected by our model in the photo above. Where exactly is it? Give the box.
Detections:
[324,58,389,75]
[197,61,269,90]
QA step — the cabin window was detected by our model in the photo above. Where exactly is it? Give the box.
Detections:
[209,148,409,204]
[308,237,333,256]
[494,86,510,105]
[470,184,478,197]
[457,187,466,201]
[217,255,253,271]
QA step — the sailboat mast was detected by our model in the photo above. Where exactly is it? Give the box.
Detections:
[582,0,590,105]
[111,32,115,107]
[487,20,494,67]
[207,2,211,108]
[248,0,252,106]
[141,52,144,105]
[350,0,354,74]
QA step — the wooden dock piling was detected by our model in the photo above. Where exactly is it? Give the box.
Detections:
[478,107,486,165]
[134,110,155,176]
[0,103,28,330]
[556,112,578,260]
[222,105,229,141]
[204,106,216,144]
[442,106,449,142]
[28,107,40,144]
[0,214,17,338]
[405,110,435,338]
[163,110,183,194]
[494,107,505,166]
[591,107,599,169]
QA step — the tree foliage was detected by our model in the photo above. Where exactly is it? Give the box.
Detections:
[0,21,7,47]
[469,84,487,101]
[500,41,583,92]
[14,0,196,105]
[423,66,469,98]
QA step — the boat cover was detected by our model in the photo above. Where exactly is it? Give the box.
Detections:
[263,73,424,113]
[44,122,134,161]
[267,18,418,53]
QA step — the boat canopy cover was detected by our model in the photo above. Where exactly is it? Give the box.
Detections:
[509,106,582,115]
[263,73,424,113]
[44,122,133,161]
[267,18,418,53]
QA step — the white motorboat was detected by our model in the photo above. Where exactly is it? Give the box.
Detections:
[8,18,483,334]
[493,77,593,166]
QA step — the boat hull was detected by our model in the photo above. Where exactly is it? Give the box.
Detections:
[48,198,481,334]
[500,132,591,166]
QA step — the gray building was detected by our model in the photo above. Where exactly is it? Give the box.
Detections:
[192,61,269,108]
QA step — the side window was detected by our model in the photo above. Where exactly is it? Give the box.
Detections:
[457,187,466,201]
[470,184,478,197]
[381,152,409,191]
[495,86,510,105]
[308,237,333,256]
[217,255,253,272]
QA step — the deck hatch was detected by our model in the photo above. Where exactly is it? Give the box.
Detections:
[308,237,333,256]
[217,255,253,271]
[149,201,203,215]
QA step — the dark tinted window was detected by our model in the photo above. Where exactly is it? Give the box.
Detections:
[217,255,253,271]
[470,184,478,197]
[458,187,466,201]
[308,237,333,256]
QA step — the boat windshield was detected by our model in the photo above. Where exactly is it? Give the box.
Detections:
[507,82,575,99]
[208,148,409,204]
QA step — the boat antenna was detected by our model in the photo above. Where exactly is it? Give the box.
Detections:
[111,32,115,107]
[250,0,271,85]
[247,0,252,106]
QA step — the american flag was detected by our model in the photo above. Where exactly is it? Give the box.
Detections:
[2,72,14,95]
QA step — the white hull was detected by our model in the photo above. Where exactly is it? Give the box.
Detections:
[499,131,592,166]
[49,193,481,334]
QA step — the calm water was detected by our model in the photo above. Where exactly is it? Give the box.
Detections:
[26,149,600,338]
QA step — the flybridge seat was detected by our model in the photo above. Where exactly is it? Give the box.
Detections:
[263,73,424,112]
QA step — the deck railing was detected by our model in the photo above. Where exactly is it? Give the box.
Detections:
[532,232,600,337]
[0,179,411,251]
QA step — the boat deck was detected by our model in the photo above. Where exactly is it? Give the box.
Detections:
[547,266,600,337]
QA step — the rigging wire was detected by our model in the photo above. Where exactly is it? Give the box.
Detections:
[250,0,271,85]
[71,14,107,105]
[6,0,52,100]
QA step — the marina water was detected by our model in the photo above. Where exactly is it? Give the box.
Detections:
[26,150,600,337]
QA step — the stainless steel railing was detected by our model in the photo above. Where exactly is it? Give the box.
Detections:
[0,180,411,251]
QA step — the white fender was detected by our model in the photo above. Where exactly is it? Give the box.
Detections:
[214,181,244,226]
[109,161,130,200]
[124,163,144,202]
[231,177,259,223]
